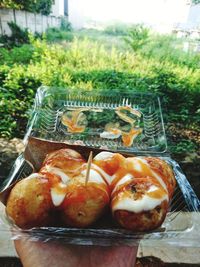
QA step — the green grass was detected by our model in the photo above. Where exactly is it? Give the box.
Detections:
[73,29,127,51]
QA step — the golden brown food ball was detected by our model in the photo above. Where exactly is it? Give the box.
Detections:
[93,152,125,176]
[113,201,168,232]
[41,148,86,174]
[112,178,168,231]
[145,157,176,199]
[60,170,110,228]
[6,174,54,229]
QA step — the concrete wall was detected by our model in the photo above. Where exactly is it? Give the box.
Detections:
[0,8,63,36]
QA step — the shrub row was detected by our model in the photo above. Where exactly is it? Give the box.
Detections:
[0,37,199,155]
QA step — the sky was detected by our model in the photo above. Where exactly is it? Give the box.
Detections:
[82,0,190,31]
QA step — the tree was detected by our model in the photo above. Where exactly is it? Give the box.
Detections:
[192,0,200,4]
[124,25,150,52]
[0,0,22,9]
[35,0,55,15]
[0,0,55,15]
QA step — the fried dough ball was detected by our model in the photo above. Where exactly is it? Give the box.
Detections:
[111,157,176,231]
[92,152,126,186]
[39,149,87,207]
[41,148,86,175]
[6,174,54,229]
[60,169,110,228]
[114,202,168,231]
[145,157,176,199]
[93,152,125,177]
[112,178,168,231]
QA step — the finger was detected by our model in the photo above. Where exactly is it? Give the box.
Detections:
[14,236,80,267]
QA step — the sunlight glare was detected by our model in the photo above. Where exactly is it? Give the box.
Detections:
[83,0,190,32]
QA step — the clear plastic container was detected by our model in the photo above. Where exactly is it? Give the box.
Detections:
[0,86,200,247]
[24,86,167,154]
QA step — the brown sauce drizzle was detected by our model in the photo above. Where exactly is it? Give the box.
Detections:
[93,155,172,203]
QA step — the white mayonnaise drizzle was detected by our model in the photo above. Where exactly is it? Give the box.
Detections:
[91,163,113,184]
[126,158,142,172]
[128,158,168,192]
[148,185,159,192]
[94,152,114,161]
[111,173,133,194]
[27,173,43,179]
[81,169,106,184]
[112,187,168,213]
[45,165,70,184]
[50,183,67,206]
[100,131,121,139]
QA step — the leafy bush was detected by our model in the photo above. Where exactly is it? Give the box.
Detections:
[0,63,41,137]
[140,34,200,69]
[169,139,198,154]
[0,0,54,15]
[0,44,34,65]
[45,28,73,42]
[0,22,29,48]
[104,23,131,36]
[124,24,150,52]
[0,36,199,158]
[60,18,72,32]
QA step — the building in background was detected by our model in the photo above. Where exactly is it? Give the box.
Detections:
[51,0,200,33]
[173,2,200,39]
[81,0,192,33]
[51,0,84,29]
[51,0,68,17]
[187,3,200,29]
[68,0,84,29]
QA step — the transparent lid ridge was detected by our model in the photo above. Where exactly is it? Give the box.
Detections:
[25,86,167,154]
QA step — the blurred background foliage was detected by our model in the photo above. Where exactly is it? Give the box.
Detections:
[0,22,199,157]
[0,0,54,15]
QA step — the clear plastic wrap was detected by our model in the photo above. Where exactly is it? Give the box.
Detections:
[0,86,199,247]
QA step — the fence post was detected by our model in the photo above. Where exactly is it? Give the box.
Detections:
[25,11,28,28]
[34,12,36,33]
[0,16,3,35]
[41,14,43,33]
[13,9,16,23]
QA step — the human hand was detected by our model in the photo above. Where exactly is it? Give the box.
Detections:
[14,235,138,267]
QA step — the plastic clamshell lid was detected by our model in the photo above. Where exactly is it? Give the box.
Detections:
[25,86,167,154]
